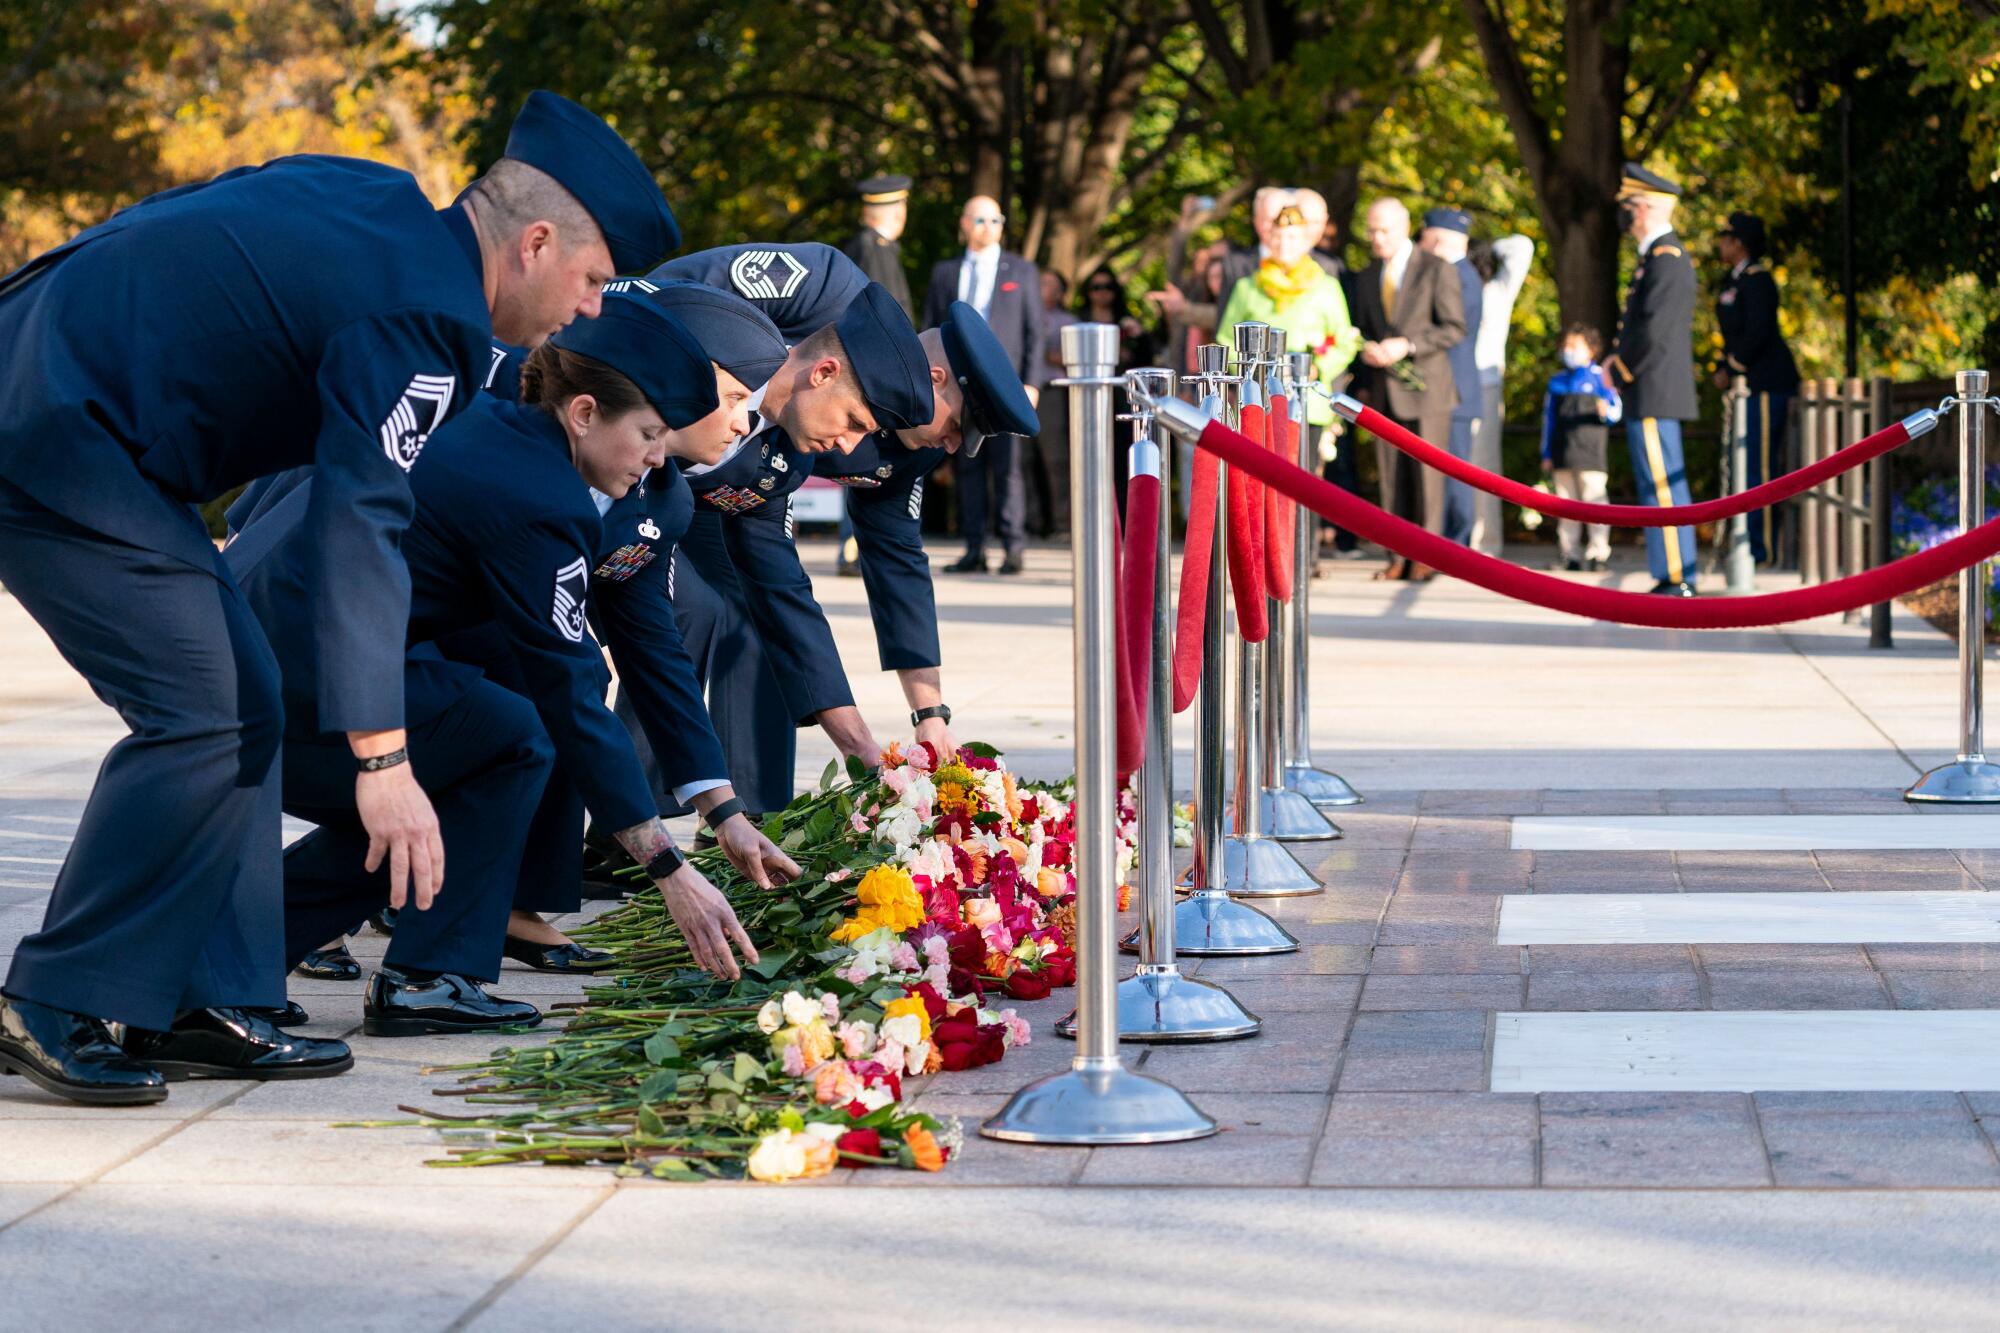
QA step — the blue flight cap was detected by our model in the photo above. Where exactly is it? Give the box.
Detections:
[834,282,933,431]
[548,292,717,428]
[503,90,681,273]
[1422,207,1471,235]
[938,300,1037,458]
[606,277,788,388]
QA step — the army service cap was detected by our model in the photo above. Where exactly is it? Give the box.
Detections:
[1618,163,1682,201]
[859,174,913,204]
[504,90,681,273]
[834,282,934,432]
[938,300,1038,458]
[549,292,717,428]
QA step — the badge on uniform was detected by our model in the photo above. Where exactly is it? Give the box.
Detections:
[593,543,657,582]
[1719,289,1737,306]
[770,453,789,473]
[638,517,661,539]
[875,464,894,479]
[379,373,457,471]
[757,476,774,491]
[729,249,810,301]
[551,556,589,642]
[703,485,766,514]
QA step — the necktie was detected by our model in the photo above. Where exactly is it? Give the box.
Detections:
[1381,267,1399,321]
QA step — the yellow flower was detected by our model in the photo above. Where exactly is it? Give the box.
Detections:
[829,911,883,943]
[935,780,975,817]
[854,865,924,932]
[881,995,932,1045]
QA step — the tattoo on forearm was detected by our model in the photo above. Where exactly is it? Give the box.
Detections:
[614,819,674,867]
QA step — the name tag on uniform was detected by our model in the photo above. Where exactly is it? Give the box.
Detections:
[593,543,657,582]
[702,485,767,514]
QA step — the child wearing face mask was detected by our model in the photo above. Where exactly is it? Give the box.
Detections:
[1540,322,1621,571]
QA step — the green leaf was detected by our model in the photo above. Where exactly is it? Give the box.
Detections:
[778,1107,806,1132]
[637,1105,669,1137]
[638,1070,679,1102]
[731,1052,765,1085]
[820,758,839,790]
[960,741,1001,759]
[649,1158,699,1179]
[743,947,796,980]
[643,1030,681,1066]
[845,752,867,782]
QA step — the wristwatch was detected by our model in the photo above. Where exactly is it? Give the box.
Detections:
[911,704,951,727]
[645,845,687,881]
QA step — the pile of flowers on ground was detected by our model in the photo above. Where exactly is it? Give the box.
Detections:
[1895,470,2000,623]
[360,743,1128,1181]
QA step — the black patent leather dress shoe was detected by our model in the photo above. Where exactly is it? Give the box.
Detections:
[363,967,542,1036]
[944,553,987,574]
[502,937,616,974]
[368,909,399,936]
[293,942,360,981]
[0,996,167,1105]
[123,1007,352,1082]
[1650,579,1697,598]
[242,1001,311,1027]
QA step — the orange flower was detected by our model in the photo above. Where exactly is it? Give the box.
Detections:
[1117,883,1132,911]
[984,952,1019,978]
[997,835,1030,866]
[799,1135,840,1179]
[905,1124,945,1172]
[922,1044,943,1075]
[1035,867,1066,900]
[1001,772,1025,822]
[961,845,989,886]
[880,741,908,769]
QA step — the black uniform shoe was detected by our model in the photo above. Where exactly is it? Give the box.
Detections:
[242,1001,311,1027]
[0,996,167,1105]
[944,553,987,574]
[123,1007,352,1082]
[1563,559,1583,572]
[997,555,1025,575]
[1587,557,1609,572]
[368,909,399,936]
[363,967,542,1037]
[580,841,641,895]
[293,943,360,981]
[502,937,616,974]
[1650,579,1697,598]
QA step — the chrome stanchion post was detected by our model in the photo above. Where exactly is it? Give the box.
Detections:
[1726,374,1756,594]
[1136,347,1297,956]
[1278,348,1365,808]
[1217,322,1322,896]
[1908,372,2000,803]
[983,324,1217,1146]
[1255,331,1340,843]
[1064,368,1261,1041]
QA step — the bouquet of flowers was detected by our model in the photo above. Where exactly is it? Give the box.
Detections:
[357,742,1130,1181]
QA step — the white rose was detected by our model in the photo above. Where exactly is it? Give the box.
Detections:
[755,999,783,1034]
[746,1129,808,1183]
[880,1014,923,1049]
[802,1121,845,1143]
[782,991,821,1028]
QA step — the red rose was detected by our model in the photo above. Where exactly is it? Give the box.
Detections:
[911,982,949,1021]
[946,965,985,998]
[939,1039,980,1071]
[1042,839,1070,869]
[975,1024,1008,1064]
[931,1014,980,1046]
[1044,952,1076,987]
[837,1128,883,1162]
[1005,969,1053,1001]
[948,927,986,971]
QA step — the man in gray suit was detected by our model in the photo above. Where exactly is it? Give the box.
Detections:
[1352,196,1467,580]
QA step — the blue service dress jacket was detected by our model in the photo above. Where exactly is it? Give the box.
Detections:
[227,396,662,835]
[0,154,493,732]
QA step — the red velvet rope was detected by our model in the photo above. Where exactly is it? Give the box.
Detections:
[1230,402,1269,641]
[1195,415,2000,629]
[1355,403,1913,528]
[1265,395,1296,600]
[1172,448,1220,713]
[1117,474,1160,779]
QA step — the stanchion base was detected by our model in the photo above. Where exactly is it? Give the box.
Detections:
[980,1062,1218,1146]
[1257,787,1341,841]
[1123,891,1300,956]
[1055,968,1262,1043]
[1905,758,2000,804]
[1210,834,1324,897]
[1284,763,1364,808]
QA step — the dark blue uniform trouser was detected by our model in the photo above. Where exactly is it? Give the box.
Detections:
[1625,416,1698,584]
[1442,414,1479,546]
[278,672,553,980]
[0,476,286,1030]
[656,513,795,815]
[955,435,1026,561]
[1746,391,1791,564]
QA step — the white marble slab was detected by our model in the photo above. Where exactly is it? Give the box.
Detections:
[1492,1011,2000,1091]
[1512,813,2000,852]
[1498,890,2000,944]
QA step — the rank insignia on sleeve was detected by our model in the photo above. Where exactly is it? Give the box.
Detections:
[638,518,661,539]
[379,373,456,471]
[729,249,809,300]
[593,543,657,582]
[551,556,589,642]
[702,486,766,514]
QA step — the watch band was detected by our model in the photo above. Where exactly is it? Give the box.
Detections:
[911,704,952,727]
[644,845,687,881]
[702,797,748,831]
[356,747,409,773]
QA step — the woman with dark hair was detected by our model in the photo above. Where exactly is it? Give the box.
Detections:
[226,295,786,1034]
[1075,264,1157,371]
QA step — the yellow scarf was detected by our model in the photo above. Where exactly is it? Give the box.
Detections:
[1254,253,1323,310]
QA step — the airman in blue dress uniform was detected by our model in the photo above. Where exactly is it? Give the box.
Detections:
[1606,163,1701,596]
[0,90,680,1105]
[227,296,764,1031]
[1713,211,1800,563]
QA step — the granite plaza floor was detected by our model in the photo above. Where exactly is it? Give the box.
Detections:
[5,539,2000,1330]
